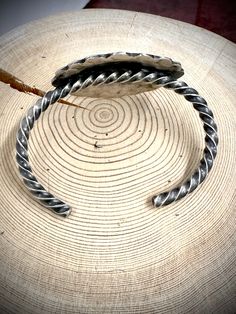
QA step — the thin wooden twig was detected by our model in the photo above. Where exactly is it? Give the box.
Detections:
[0,68,87,110]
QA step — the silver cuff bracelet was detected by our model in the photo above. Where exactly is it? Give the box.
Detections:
[16,52,218,217]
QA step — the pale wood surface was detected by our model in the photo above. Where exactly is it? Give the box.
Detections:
[0,9,235,313]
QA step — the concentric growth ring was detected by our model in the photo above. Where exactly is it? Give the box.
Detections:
[16,52,218,217]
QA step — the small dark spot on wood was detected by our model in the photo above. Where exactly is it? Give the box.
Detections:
[94,141,102,148]
[94,135,97,138]
[20,107,23,109]
[72,116,74,119]
[165,128,168,132]
[65,33,69,38]
[105,133,108,136]
[0,231,4,235]
[41,56,46,59]
[175,213,179,216]
[138,130,142,132]
[179,154,183,158]
[168,180,171,183]
[46,168,50,171]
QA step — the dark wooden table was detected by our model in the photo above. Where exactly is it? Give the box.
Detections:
[86,0,236,43]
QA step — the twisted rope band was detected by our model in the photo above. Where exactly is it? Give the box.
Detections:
[16,67,218,217]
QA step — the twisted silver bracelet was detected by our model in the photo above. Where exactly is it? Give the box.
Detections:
[16,52,218,217]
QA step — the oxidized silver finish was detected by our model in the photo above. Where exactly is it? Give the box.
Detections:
[16,53,218,217]
[52,52,184,85]
[52,52,184,99]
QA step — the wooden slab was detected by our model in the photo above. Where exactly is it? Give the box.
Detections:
[0,9,235,313]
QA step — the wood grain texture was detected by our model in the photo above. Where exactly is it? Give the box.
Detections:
[0,9,235,313]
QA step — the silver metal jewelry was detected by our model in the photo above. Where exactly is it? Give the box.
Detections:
[16,52,218,217]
